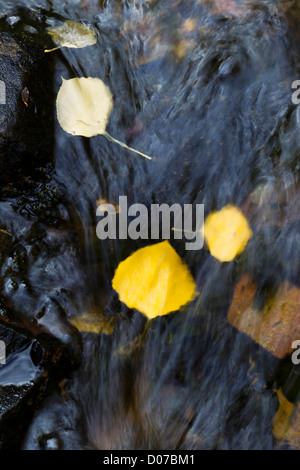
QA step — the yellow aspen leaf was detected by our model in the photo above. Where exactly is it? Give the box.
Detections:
[112,241,197,319]
[272,389,300,448]
[203,204,252,262]
[70,312,114,335]
[273,388,295,442]
[56,77,152,159]
[56,77,113,137]
[45,20,97,53]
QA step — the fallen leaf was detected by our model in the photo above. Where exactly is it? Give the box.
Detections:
[45,20,97,53]
[114,333,145,356]
[22,87,30,107]
[203,204,252,262]
[56,77,113,137]
[96,198,120,213]
[182,18,197,34]
[56,77,152,159]
[272,388,300,449]
[173,39,196,60]
[228,274,300,359]
[241,176,300,230]
[112,241,197,319]
[273,388,295,442]
[70,311,114,335]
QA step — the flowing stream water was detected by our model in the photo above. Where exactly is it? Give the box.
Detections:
[0,0,300,450]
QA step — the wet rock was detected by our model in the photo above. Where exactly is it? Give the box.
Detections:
[0,321,81,450]
[38,432,63,450]
[0,23,54,193]
[0,187,89,347]
[22,395,84,450]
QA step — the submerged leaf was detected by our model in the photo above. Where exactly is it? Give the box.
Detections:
[22,87,30,107]
[272,389,300,449]
[112,241,196,319]
[70,312,114,335]
[96,198,120,214]
[203,204,252,262]
[273,389,295,442]
[56,77,152,159]
[173,39,196,60]
[228,274,300,359]
[114,333,145,357]
[45,20,97,52]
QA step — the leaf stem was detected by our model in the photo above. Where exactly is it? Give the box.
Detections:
[0,229,12,237]
[44,46,61,53]
[104,132,152,160]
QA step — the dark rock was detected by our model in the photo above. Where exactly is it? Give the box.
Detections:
[0,321,82,450]
[0,24,54,193]
[22,395,84,450]
[38,432,63,450]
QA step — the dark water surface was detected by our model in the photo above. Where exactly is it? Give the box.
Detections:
[0,0,300,450]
